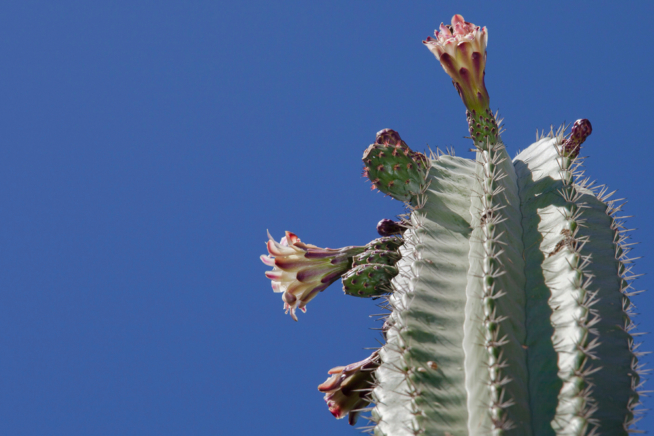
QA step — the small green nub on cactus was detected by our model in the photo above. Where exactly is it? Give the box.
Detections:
[466,108,500,147]
[562,118,592,158]
[366,236,404,252]
[318,351,380,426]
[363,129,427,203]
[342,263,399,297]
[352,249,401,267]
[377,218,405,236]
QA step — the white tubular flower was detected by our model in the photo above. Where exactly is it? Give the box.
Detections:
[261,231,365,321]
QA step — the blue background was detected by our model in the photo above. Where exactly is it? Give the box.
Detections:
[0,1,652,434]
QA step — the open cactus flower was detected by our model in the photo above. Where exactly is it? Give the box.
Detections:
[423,15,498,145]
[261,231,365,321]
[318,351,380,425]
[423,14,489,113]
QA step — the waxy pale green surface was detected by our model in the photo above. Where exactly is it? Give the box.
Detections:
[372,133,639,436]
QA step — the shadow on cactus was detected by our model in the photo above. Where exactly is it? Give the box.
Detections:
[261,13,646,435]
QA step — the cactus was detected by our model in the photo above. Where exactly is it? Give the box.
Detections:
[261,13,646,435]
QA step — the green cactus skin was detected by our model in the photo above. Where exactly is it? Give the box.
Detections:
[367,128,643,435]
[366,236,405,252]
[352,250,401,268]
[363,142,428,203]
[342,264,399,298]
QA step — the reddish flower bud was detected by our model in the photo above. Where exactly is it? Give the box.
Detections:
[562,119,592,158]
[376,219,404,236]
[375,128,402,146]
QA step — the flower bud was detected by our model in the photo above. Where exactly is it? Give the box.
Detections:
[376,218,404,236]
[562,119,592,158]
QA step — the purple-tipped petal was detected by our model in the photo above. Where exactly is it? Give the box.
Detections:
[262,231,364,321]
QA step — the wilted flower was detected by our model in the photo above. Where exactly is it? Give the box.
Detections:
[318,351,380,425]
[423,14,489,113]
[562,119,592,158]
[261,231,365,321]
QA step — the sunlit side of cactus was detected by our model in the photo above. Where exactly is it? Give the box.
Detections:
[261,13,646,436]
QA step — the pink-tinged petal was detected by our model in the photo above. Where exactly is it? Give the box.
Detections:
[266,269,297,283]
[260,254,275,266]
[439,22,452,38]
[271,281,282,293]
[264,270,282,280]
[299,306,307,313]
[266,239,296,257]
[318,373,343,392]
[285,231,300,245]
[451,14,465,34]
[328,366,347,375]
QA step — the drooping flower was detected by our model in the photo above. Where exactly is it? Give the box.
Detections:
[318,351,380,425]
[423,14,489,113]
[261,231,365,321]
[562,119,593,158]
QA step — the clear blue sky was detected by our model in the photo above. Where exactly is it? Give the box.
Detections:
[0,1,652,435]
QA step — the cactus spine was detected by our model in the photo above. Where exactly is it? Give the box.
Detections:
[260,13,646,436]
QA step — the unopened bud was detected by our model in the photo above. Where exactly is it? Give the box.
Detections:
[376,219,404,236]
[375,128,402,146]
[562,119,592,158]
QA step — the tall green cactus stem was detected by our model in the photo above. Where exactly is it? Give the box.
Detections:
[467,139,530,434]
[515,128,642,435]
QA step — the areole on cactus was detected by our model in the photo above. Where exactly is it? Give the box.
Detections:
[261,13,645,435]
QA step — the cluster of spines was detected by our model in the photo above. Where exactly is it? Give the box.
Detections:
[362,129,430,204]
[365,154,434,436]
[474,142,515,434]
[546,128,602,435]
[596,178,648,432]
[467,108,500,146]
